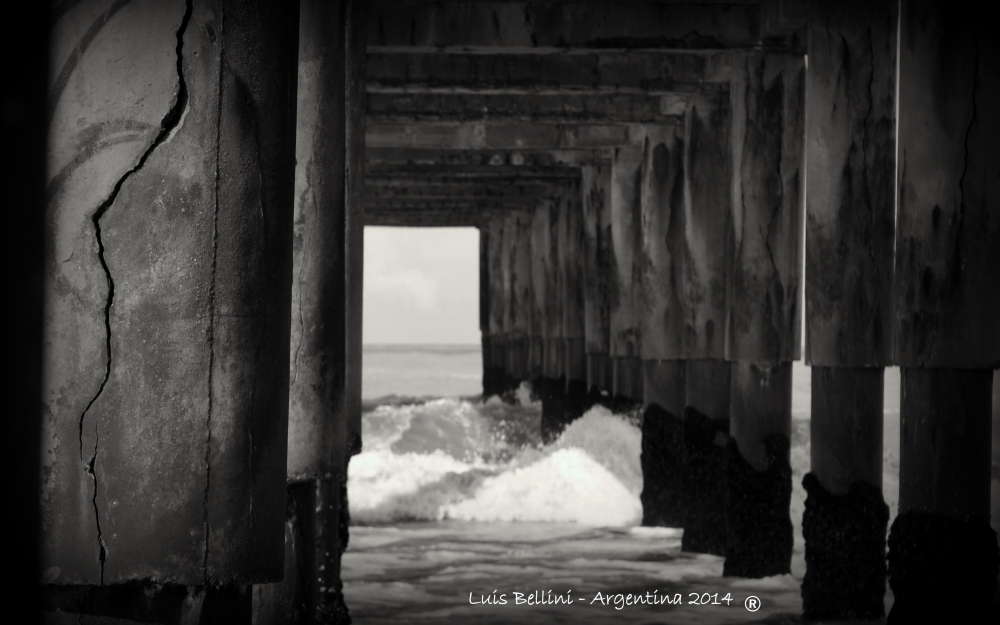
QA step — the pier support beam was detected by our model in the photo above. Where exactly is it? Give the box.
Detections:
[558,184,590,424]
[678,92,733,554]
[683,360,731,555]
[801,1,897,618]
[636,121,687,527]
[41,0,300,619]
[609,146,644,406]
[887,2,1000,621]
[256,2,364,622]
[724,51,805,578]
[582,164,614,397]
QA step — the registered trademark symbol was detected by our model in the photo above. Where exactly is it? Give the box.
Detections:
[744,596,761,612]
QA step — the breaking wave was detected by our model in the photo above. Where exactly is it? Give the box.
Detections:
[348,391,643,526]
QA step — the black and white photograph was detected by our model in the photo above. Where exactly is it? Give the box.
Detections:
[5,1,998,623]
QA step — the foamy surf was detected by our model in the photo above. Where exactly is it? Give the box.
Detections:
[348,398,643,526]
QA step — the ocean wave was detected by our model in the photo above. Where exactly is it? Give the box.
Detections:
[348,397,642,526]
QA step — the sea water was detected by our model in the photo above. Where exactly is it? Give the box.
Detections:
[345,344,904,624]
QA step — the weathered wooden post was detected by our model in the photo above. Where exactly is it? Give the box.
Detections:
[609,146,646,406]
[725,50,805,578]
[801,1,895,619]
[582,164,615,397]
[888,3,1000,621]
[679,93,733,555]
[41,0,300,620]
[636,121,687,527]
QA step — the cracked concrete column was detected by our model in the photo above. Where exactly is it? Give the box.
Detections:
[582,164,614,396]
[609,146,645,404]
[801,1,896,619]
[41,0,299,620]
[888,3,1000,622]
[724,50,805,578]
[253,1,364,623]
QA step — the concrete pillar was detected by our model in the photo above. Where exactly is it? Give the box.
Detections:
[255,1,361,622]
[581,164,614,396]
[801,1,896,619]
[486,217,510,396]
[558,183,591,425]
[538,198,569,442]
[679,93,733,554]
[507,211,533,384]
[683,359,731,555]
[609,146,645,404]
[529,202,551,384]
[41,0,299,620]
[636,121,687,527]
[724,51,805,578]
[888,3,1000,621]
[344,0,367,461]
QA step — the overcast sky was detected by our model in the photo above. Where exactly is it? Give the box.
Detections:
[363,227,481,344]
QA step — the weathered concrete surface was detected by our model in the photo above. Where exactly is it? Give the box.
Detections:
[288,0,348,481]
[893,1,1000,368]
[682,94,731,359]
[529,201,555,379]
[366,1,763,49]
[805,0,897,367]
[42,0,299,585]
[727,52,805,363]
[637,123,685,361]
[609,146,644,364]
[581,164,612,391]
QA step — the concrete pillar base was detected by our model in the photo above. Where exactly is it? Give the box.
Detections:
[723,435,793,578]
[586,353,611,394]
[640,403,685,527]
[681,406,729,555]
[482,366,507,399]
[42,583,252,624]
[886,512,999,624]
[801,473,888,621]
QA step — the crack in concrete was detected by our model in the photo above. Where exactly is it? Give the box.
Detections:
[204,0,224,584]
[75,0,193,583]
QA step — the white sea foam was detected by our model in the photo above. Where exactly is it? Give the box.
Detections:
[348,396,642,526]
